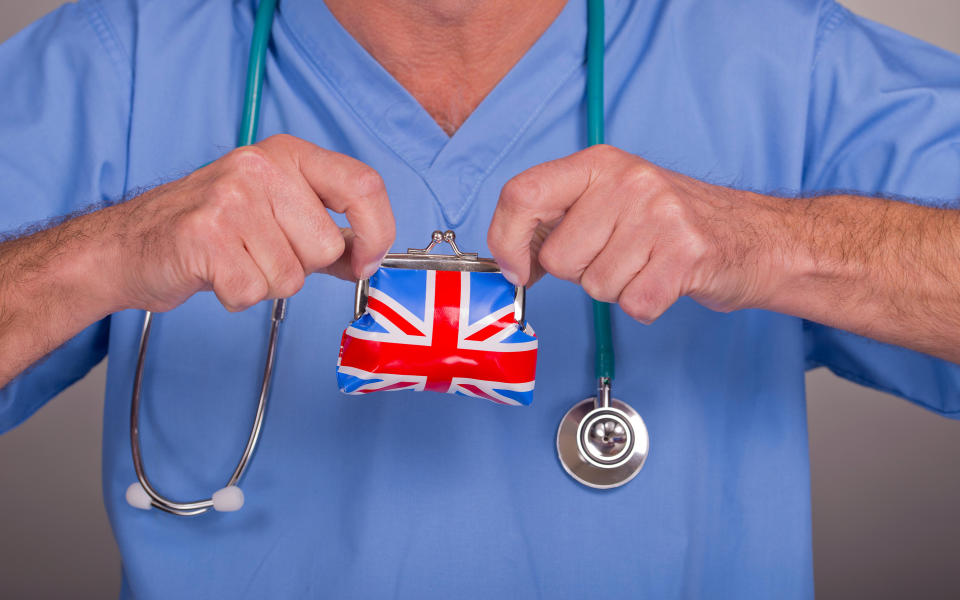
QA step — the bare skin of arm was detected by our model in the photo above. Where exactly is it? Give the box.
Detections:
[487,145,960,364]
[0,134,395,387]
[765,193,960,361]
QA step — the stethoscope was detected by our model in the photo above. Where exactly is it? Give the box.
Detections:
[125,0,648,516]
[555,0,650,490]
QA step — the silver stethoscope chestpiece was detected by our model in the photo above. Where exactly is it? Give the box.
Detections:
[556,379,649,489]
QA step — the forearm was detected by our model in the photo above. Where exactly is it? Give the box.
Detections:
[0,206,128,387]
[761,194,960,363]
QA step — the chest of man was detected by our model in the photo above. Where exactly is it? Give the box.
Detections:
[102,1,817,597]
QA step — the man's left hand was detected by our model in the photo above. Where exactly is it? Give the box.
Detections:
[487,145,792,323]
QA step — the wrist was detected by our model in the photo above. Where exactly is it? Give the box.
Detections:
[737,193,823,314]
[49,205,135,318]
[751,195,872,322]
[0,206,131,381]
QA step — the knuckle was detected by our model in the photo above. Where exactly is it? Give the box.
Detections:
[486,227,507,256]
[619,286,664,325]
[208,175,248,211]
[649,194,689,226]
[588,143,623,163]
[261,133,295,147]
[222,302,246,313]
[221,276,267,312]
[178,206,226,243]
[351,166,386,198]
[620,302,654,325]
[647,201,692,240]
[580,277,604,301]
[620,163,659,193]
[580,269,617,303]
[307,232,346,270]
[228,145,271,175]
[238,277,269,308]
[501,173,545,211]
[274,265,305,298]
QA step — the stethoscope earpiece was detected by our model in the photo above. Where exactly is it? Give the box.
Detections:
[211,486,245,512]
[125,482,245,513]
[556,379,649,489]
[126,482,152,510]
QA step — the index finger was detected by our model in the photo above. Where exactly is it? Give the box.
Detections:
[266,135,396,279]
[487,148,596,285]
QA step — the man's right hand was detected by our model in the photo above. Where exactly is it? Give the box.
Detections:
[0,134,395,385]
[111,134,395,313]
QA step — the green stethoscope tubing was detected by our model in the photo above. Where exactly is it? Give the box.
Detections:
[586,0,615,384]
[239,0,276,147]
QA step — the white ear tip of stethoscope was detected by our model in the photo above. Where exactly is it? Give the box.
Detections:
[126,482,152,510]
[211,485,245,512]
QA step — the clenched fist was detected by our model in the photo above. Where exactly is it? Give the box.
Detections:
[113,134,396,313]
[488,145,790,324]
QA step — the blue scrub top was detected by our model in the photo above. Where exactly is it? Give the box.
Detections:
[2,1,960,597]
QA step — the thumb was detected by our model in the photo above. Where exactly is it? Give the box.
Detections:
[318,228,384,282]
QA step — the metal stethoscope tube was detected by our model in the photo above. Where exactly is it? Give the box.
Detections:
[128,300,285,515]
[125,0,280,515]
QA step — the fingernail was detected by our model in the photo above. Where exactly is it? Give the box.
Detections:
[360,261,381,279]
[360,251,388,279]
[500,267,521,285]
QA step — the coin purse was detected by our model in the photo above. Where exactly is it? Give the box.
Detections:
[337,231,538,405]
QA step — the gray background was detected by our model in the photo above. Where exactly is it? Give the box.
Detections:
[1,1,959,598]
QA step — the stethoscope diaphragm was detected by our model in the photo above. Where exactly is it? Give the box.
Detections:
[556,380,649,489]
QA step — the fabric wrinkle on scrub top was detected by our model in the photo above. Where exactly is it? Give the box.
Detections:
[1,0,960,598]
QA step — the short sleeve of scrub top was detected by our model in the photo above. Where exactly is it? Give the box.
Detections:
[802,2,960,419]
[0,0,133,433]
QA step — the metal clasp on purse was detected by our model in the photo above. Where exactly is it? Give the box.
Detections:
[353,230,526,326]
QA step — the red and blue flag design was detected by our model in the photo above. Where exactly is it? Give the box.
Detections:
[337,267,538,405]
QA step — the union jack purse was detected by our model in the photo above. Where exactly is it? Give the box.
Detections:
[337,230,538,405]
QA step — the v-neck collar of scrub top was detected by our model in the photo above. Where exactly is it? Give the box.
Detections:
[278,0,627,226]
